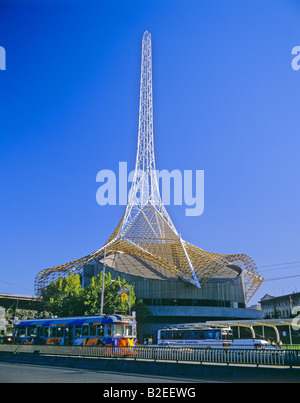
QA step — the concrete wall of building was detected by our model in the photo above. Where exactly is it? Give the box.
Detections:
[82,261,247,307]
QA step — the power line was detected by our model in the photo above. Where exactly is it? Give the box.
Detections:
[259,261,300,268]
[0,279,35,294]
[263,274,300,282]
[259,265,300,273]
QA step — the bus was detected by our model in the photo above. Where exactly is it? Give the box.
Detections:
[12,314,137,348]
[157,327,233,347]
[157,326,273,349]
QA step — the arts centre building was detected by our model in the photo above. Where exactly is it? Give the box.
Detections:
[35,32,263,344]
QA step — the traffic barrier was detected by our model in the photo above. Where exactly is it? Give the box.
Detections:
[0,344,299,367]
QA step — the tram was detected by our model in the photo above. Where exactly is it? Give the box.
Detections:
[12,313,137,348]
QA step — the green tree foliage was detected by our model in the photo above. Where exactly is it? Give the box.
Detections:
[41,272,137,317]
[41,273,84,317]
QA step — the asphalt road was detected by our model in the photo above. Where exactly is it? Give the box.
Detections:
[0,361,218,383]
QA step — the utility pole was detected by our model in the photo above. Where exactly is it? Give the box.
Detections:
[128,286,132,316]
[100,248,106,315]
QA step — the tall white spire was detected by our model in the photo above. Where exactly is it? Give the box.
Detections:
[120,31,177,236]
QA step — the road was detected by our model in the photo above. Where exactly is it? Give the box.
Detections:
[0,362,219,383]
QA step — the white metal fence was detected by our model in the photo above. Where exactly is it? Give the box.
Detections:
[0,344,299,367]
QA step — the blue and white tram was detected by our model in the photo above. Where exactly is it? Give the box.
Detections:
[157,327,233,347]
[13,314,137,348]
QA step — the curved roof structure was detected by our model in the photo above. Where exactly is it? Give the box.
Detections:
[34,31,263,301]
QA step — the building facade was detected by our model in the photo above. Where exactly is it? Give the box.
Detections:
[260,292,300,319]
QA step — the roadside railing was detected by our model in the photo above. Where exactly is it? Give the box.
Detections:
[0,344,300,368]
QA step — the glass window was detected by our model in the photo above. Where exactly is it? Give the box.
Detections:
[44,327,50,337]
[124,325,133,337]
[97,325,104,337]
[57,327,64,337]
[90,325,97,336]
[51,327,57,337]
[75,326,81,337]
[114,324,123,337]
[182,331,192,339]
[16,328,25,337]
[160,331,171,339]
[195,331,204,339]
[107,324,112,336]
[82,325,89,336]
[205,331,214,339]
[30,326,36,337]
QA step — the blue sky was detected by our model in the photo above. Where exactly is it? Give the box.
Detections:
[0,0,300,305]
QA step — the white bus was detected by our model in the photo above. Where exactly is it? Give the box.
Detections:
[157,326,273,349]
[157,327,233,347]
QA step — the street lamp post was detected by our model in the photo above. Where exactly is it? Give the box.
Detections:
[100,249,106,315]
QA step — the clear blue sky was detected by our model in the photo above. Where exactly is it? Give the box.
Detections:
[0,0,300,305]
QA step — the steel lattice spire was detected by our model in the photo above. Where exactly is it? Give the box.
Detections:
[120,31,177,236]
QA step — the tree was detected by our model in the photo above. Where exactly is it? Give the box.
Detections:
[82,272,136,315]
[133,299,153,322]
[41,273,84,317]
[40,271,137,317]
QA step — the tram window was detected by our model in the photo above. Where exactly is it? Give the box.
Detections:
[114,324,123,337]
[57,327,64,337]
[214,331,221,340]
[44,327,50,337]
[75,326,81,337]
[30,327,36,337]
[89,325,97,336]
[16,328,25,337]
[82,325,89,336]
[51,327,57,337]
[124,325,133,336]
[107,325,112,337]
[97,325,104,337]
